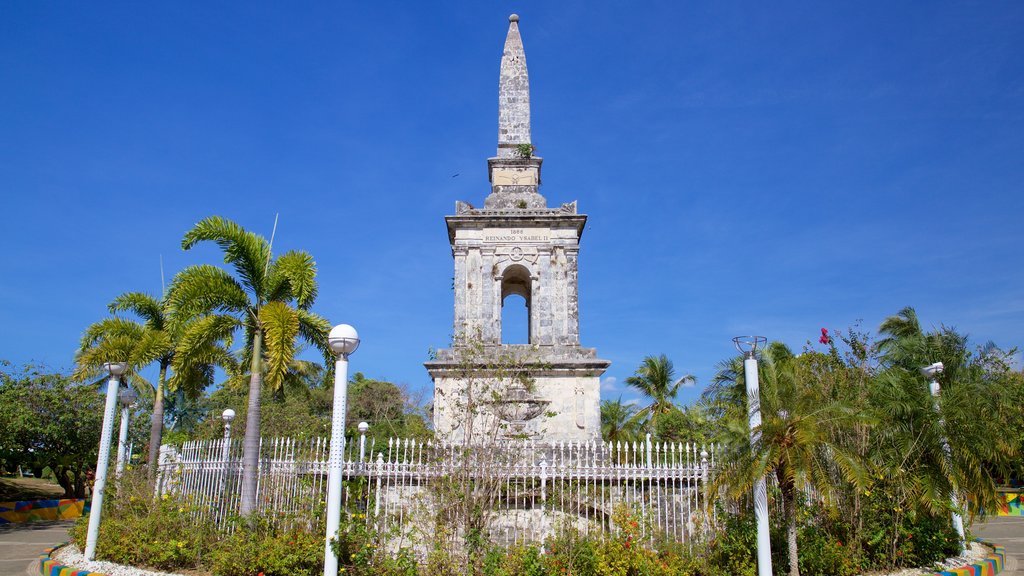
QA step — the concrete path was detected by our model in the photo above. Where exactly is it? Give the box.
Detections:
[973,516,1024,575]
[0,520,71,576]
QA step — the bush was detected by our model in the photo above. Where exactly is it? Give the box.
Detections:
[69,474,215,570]
[208,519,322,576]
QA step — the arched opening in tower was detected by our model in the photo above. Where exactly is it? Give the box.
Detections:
[500,264,532,344]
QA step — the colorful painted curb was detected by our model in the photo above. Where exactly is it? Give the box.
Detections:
[997,492,1022,517]
[0,499,90,524]
[38,544,108,576]
[929,540,1006,576]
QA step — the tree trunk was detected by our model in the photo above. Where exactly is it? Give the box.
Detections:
[146,362,169,482]
[239,328,264,517]
[782,471,798,573]
[54,465,74,498]
[788,503,799,576]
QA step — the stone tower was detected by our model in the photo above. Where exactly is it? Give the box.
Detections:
[425,15,610,443]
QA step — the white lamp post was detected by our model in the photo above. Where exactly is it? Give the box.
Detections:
[220,408,236,495]
[324,324,360,576]
[85,361,127,560]
[115,384,139,478]
[734,336,773,576]
[920,361,966,551]
[358,421,369,465]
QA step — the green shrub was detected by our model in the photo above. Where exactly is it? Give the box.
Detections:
[208,520,322,576]
[69,475,215,570]
[797,525,855,576]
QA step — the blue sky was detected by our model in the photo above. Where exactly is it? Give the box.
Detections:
[2,2,1022,409]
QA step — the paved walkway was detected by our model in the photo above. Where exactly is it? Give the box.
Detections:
[974,516,1024,575]
[0,520,71,575]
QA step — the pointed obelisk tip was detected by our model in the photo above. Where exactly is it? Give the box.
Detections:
[509,14,519,23]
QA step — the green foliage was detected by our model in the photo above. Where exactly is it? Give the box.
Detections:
[515,143,535,158]
[70,470,323,575]
[600,397,640,443]
[70,474,216,570]
[624,354,695,433]
[705,512,757,576]
[0,363,103,497]
[208,519,322,576]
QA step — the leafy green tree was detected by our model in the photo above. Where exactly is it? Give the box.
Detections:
[625,354,694,430]
[707,342,867,576]
[654,403,715,445]
[170,216,331,516]
[346,373,431,444]
[0,363,104,497]
[600,397,641,444]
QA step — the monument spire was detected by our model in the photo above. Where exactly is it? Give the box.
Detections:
[498,14,530,157]
[485,14,546,210]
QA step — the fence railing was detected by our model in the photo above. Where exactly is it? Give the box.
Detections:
[156,436,718,550]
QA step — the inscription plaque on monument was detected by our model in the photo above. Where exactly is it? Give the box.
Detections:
[483,228,550,243]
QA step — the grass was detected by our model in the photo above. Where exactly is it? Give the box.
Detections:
[0,475,66,501]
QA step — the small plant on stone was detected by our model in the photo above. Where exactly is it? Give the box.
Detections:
[515,143,535,158]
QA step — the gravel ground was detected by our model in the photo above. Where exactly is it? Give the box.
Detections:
[858,541,991,575]
[53,543,189,576]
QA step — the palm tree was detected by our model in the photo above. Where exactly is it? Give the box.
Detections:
[707,342,867,576]
[625,354,695,430]
[873,308,1015,525]
[75,292,233,479]
[169,216,330,516]
[600,397,640,444]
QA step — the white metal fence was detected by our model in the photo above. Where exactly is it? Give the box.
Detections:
[156,436,717,549]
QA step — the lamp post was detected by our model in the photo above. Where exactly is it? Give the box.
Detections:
[324,324,360,576]
[85,361,127,560]
[358,421,369,465]
[734,336,772,576]
[921,361,966,550]
[220,409,236,494]
[115,384,139,478]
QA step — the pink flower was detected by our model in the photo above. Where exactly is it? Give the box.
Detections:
[819,328,831,345]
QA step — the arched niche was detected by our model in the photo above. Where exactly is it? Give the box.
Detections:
[500,263,533,344]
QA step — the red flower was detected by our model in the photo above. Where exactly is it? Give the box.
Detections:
[819,328,831,345]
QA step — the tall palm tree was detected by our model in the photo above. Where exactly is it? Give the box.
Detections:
[625,354,695,429]
[600,397,640,444]
[169,216,330,516]
[76,292,233,479]
[707,342,867,576]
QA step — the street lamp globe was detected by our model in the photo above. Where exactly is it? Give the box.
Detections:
[358,421,369,434]
[222,408,236,422]
[118,385,138,407]
[328,324,360,358]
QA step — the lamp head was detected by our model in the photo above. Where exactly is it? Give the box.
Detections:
[733,336,767,358]
[920,362,944,378]
[328,324,360,357]
[222,408,236,422]
[103,362,128,377]
[358,421,369,434]
[118,385,139,406]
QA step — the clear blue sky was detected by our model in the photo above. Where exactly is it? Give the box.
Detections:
[2,2,1022,408]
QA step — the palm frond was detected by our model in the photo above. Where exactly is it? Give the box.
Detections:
[181,216,270,298]
[166,264,251,319]
[259,301,299,394]
[266,250,319,309]
[108,292,165,329]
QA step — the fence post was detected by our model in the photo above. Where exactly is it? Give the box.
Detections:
[700,446,709,535]
[373,452,384,525]
[539,458,548,551]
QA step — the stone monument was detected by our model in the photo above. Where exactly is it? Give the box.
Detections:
[425,15,610,443]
